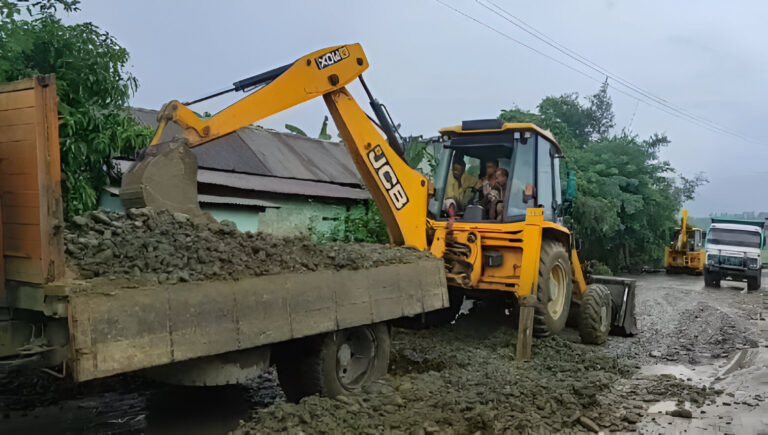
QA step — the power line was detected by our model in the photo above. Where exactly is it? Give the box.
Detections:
[480,0,760,145]
[433,0,761,145]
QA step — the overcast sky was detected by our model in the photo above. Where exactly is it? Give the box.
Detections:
[64,0,768,216]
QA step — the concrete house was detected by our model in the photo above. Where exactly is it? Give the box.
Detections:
[100,108,372,236]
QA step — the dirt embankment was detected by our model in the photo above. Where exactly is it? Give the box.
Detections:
[64,208,430,284]
[239,304,717,434]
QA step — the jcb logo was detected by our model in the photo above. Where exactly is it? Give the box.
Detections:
[315,46,350,70]
[367,146,409,210]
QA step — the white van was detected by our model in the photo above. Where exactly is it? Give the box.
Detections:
[704,223,763,290]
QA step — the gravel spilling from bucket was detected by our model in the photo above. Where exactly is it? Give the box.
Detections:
[64,208,431,283]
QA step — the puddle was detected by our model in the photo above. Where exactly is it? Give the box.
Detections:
[639,363,717,386]
[0,384,254,435]
[647,400,690,413]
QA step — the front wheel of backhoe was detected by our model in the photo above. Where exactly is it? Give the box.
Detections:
[533,240,573,337]
[579,284,612,345]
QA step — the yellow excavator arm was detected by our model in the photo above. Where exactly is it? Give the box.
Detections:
[141,44,429,249]
[675,209,689,251]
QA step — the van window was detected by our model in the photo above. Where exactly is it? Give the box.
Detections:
[707,228,761,248]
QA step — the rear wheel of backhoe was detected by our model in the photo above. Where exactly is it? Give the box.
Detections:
[276,323,390,402]
[579,284,612,345]
[533,240,572,337]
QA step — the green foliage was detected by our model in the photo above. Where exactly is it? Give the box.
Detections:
[318,115,332,140]
[0,0,79,20]
[312,201,389,244]
[0,3,153,217]
[284,124,307,136]
[500,84,706,270]
[403,135,437,175]
[589,261,613,276]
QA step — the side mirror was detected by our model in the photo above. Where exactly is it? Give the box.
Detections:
[523,184,537,203]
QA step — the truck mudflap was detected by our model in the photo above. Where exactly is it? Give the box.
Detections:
[590,275,638,336]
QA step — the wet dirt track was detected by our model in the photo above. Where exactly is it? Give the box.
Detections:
[1,272,766,434]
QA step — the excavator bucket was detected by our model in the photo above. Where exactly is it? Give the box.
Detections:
[590,275,638,336]
[120,139,213,222]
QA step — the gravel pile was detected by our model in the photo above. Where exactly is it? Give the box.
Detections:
[654,302,758,363]
[64,208,431,284]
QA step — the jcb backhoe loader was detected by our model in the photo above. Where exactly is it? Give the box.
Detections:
[121,43,636,350]
[665,209,705,274]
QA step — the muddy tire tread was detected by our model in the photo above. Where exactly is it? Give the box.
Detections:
[533,240,573,337]
[579,284,611,345]
[276,324,390,403]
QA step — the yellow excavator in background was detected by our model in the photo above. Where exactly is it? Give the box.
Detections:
[665,209,705,274]
[121,43,637,349]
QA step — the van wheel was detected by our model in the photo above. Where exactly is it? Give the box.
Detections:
[533,240,572,337]
[276,323,390,402]
[704,270,720,288]
[748,274,762,291]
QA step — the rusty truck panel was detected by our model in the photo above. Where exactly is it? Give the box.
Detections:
[67,259,448,382]
[0,75,64,286]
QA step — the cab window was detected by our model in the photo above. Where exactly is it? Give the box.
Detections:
[506,138,535,219]
[537,137,555,220]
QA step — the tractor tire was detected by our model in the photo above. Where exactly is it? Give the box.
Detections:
[533,240,573,337]
[579,284,612,345]
[704,269,720,288]
[276,323,390,403]
[748,274,762,291]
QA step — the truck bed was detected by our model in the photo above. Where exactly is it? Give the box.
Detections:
[66,259,447,381]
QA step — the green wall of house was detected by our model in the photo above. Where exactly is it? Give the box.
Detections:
[99,191,362,237]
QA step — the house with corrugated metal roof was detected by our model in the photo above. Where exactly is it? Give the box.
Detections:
[100,108,373,236]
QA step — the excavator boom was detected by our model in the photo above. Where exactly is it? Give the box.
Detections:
[121,44,428,248]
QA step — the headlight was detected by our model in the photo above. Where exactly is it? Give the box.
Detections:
[747,257,760,269]
[706,254,718,265]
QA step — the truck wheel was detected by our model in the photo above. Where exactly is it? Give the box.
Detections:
[276,323,390,402]
[533,240,572,337]
[704,269,720,288]
[579,284,612,345]
[748,274,762,291]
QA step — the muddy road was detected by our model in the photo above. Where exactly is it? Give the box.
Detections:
[1,272,765,434]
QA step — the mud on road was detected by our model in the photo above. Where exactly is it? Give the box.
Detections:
[239,272,767,434]
[1,272,765,434]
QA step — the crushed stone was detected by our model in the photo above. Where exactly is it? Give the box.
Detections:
[64,208,431,284]
[652,302,758,363]
[238,303,717,434]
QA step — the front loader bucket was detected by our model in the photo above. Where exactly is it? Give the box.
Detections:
[590,275,638,336]
[120,139,213,222]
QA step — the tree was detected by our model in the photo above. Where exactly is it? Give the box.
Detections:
[586,79,614,139]
[0,0,154,217]
[499,84,707,270]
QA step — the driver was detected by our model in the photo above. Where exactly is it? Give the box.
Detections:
[443,159,481,213]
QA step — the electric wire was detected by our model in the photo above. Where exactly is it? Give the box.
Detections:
[433,0,761,145]
[480,0,760,144]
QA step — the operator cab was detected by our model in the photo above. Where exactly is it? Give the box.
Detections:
[429,119,562,223]
[672,227,704,251]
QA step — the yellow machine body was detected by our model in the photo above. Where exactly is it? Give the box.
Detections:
[121,43,634,337]
[665,209,705,274]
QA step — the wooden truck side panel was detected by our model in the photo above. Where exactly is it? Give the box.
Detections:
[0,75,65,287]
[67,260,447,382]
